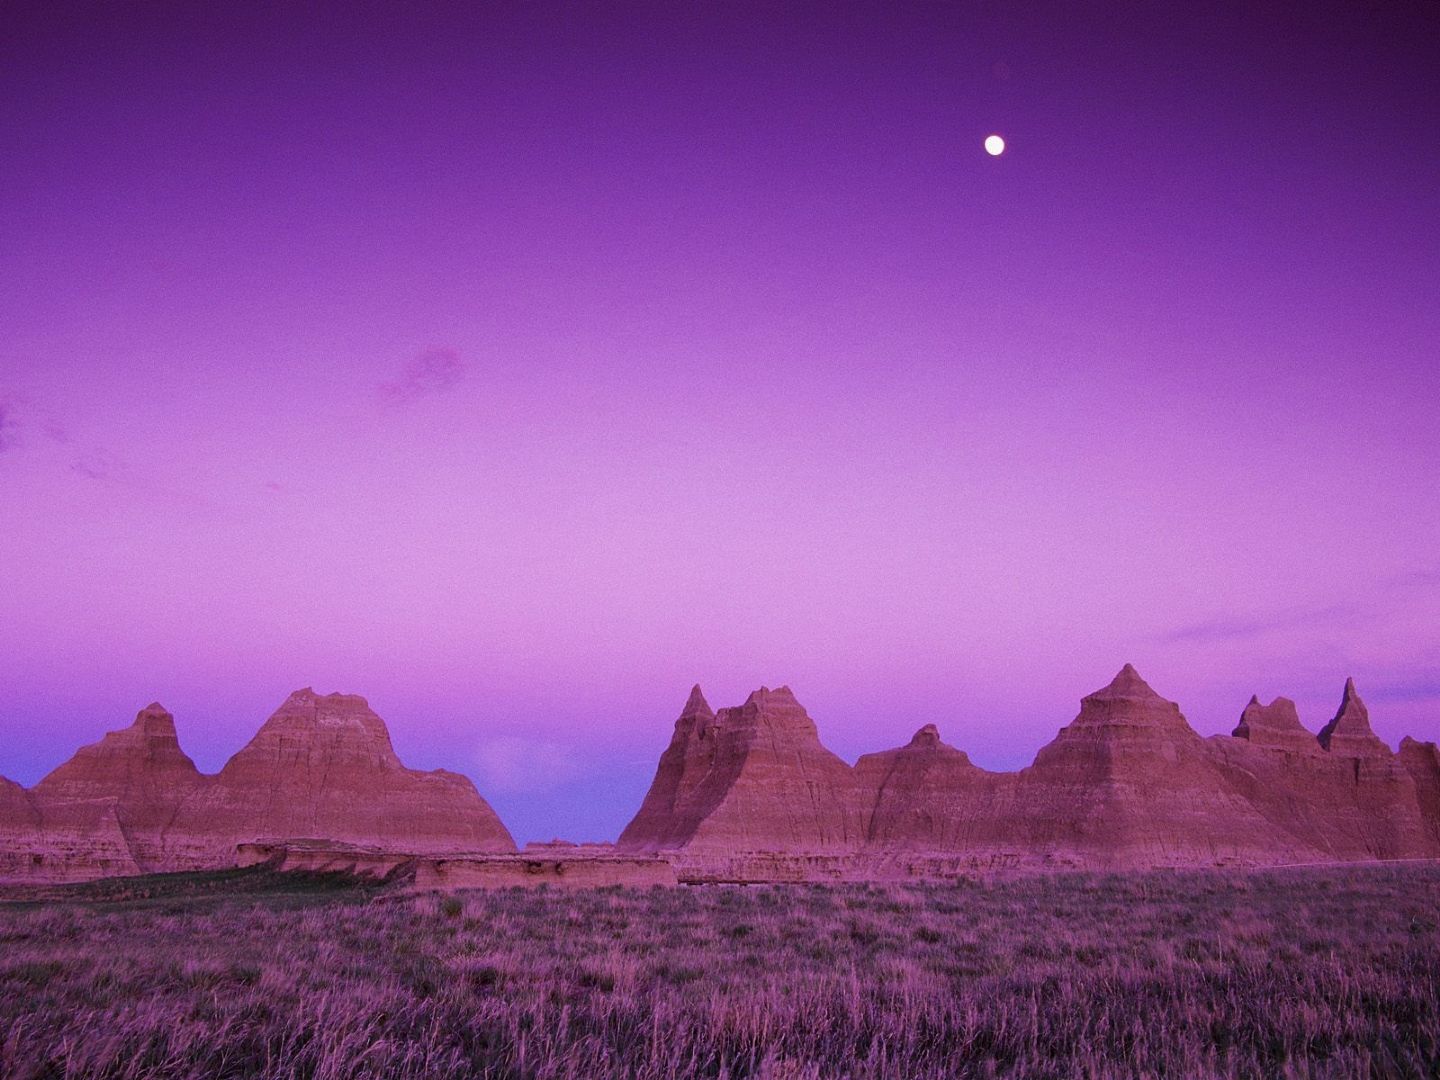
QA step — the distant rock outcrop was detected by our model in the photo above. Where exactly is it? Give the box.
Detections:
[1317,678,1390,756]
[618,685,867,853]
[1210,678,1431,862]
[26,703,204,880]
[172,689,513,862]
[0,690,514,883]
[621,667,1440,871]
[1399,737,1440,849]
[1006,665,1316,866]
[855,724,1005,849]
[4,669,1437,885]
[1232,696,1318,753]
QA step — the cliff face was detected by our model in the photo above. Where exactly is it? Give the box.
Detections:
[4,670,1436,884]
[854,725,1011,850]
[28,704,205,877]
[170,689,515,864]
[618,686,867,853]
[0,776,42,880]
[1398,737,1440,850]
[620,668,1440,870]
[0,690,514,883]
[994,666,1316,867]
[1208,679,1431,861]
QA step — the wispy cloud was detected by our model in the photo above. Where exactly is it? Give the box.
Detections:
[1164,601,1356,644]
[68,447,212,509]
[70,449,117,481]
[1364,675,1440,705]
[379,346,464,406]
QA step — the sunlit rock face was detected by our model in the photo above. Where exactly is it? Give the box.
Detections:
[1231,697,1318,754]
[1004,665,1318,867]
[620,666,1440,870]
[618,685,868,853]
[0,776,43,880]
[169,688,515,863]
[1211,678,1431,862]
[0,690,515,882]
[26,703,203,879]
[1398,737,1440,850]
[855,725,1011,850]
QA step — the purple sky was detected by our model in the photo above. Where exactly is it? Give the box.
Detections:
[2,2,1437,842]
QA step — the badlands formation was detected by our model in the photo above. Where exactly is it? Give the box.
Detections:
[1,667,1437,885]
[618,667,1440,875]
[0,689,513,883]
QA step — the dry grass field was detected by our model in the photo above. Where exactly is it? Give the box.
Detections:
[2,863,1437,1079]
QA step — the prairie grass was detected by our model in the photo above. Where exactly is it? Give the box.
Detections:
[2,864,1437,1078]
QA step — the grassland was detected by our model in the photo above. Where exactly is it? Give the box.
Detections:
[2,863,1437,1078]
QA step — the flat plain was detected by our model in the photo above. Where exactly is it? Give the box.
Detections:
[2,864,1437,1079]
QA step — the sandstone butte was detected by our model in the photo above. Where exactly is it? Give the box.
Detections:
[0,689,514,883]
[2,668,1438,885]
[618,666,1440,870]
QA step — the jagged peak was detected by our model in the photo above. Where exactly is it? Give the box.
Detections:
[1400,735,1437,753]
[743,685,800,708]
[1318,676,1375,750]
[1086,663,1163,702]
[1232,695,1312,745]
[681,684,713,718]
[131,702,178,738]
[908,723,941,748]
[126,705,175,743]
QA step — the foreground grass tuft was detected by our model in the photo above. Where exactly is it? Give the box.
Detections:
[2,864,1438,1078]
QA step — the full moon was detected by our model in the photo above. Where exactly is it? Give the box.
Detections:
[984,134,1005,156]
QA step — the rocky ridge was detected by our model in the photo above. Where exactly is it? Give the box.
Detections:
[619,666,1440,870]
[1,690,514,882]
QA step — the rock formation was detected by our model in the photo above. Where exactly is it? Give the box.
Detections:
[24,703,204,880]
[170,688,514,862]
[618,685,867,853]
[0,776,42,880]
[1231,696,1318,753]
[1399,737,1440,849]
[1209,678,1431,862]
[622,667,1440,872]
[1002,665,1317,866]
[4,669,1437,885]
[1317,678,1390,756]
[855,724,1008,849]
[0,690,514,882]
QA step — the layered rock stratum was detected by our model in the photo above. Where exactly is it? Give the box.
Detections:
[619,666,1440,871]
[0,690,514,882]
[617,685,868,853]
[3,668,1436,884]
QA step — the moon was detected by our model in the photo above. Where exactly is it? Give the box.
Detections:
[984,134,1005,156]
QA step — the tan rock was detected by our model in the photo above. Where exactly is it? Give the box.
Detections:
[855,725,1007,849]
[170,688,515,862]
[1317,678,1391,756]
[0,776,42,880]
[1208,679,1432,860]
[1008,665,1317,866]
[618,685,866,853]
[616,685,717,849]
[0,690,515,882]
[1232,696,1320,753]
[25,703,203,877]
[1399,737,1440,849]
